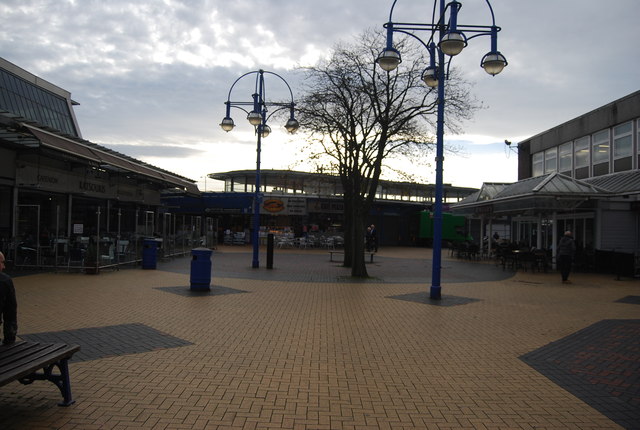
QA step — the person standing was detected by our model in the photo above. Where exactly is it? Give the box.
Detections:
[0,251,18,344]
[370,224,378,253]
[557,231,576,284]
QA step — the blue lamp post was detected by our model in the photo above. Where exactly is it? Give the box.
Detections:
[221,69,299,268]
[377,0,507,299]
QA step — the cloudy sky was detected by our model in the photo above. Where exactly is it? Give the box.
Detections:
[1,0,638,191]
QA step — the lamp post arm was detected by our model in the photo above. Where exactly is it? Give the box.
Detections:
[389,28,437,52]
[260,70,297,104]
[226,70,260,101]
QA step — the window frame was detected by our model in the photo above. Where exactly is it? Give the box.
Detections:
[532,152,544,177]
[558,141,573,173]
[544,147,557,174]
[613,121,633,160]
[591,129,610,165]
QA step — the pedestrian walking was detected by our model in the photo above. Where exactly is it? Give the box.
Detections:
[557,231,576,284]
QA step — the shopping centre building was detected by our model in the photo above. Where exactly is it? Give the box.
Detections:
[0,57,476,269]
[4,54,636,276]
[452,90,640,276]
[0,57,201,269]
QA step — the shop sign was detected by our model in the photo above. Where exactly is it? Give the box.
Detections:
[263,199,285,213]
[258,197,308,215]
[78,180,107,194]
[286,198,306,215]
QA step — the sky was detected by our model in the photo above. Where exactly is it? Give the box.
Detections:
[1,0,639,192]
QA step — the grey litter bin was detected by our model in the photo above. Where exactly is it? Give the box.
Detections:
[190,247,212,290]
[142,238,158,270]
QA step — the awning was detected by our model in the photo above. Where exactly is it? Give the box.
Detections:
[22,123,199,195]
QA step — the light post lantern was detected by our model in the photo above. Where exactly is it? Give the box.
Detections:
[220,69,299,268]
[377,0,506,299]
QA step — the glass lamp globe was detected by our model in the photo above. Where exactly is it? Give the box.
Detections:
[376,48,402,71]
[481,52,508,76]
[247,111,262,126]
[439,31,466,56]
[220,117,235,132]
[259,124,271,138]
[421,66,438,88]
[285,118,300,133]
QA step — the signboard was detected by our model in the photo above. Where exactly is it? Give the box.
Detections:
[259,196,308,215]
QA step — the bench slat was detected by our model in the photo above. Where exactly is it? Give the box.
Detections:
[0,340,80,406]
[0,342,79,386]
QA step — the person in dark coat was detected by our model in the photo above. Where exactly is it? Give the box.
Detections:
[370,224,378,253]
[557,231,576,284]
[0,251,17,344]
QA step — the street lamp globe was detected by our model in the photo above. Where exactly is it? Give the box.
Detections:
[220,117,235,132]
[259,124,271,138]
[376,47,402,71]
[439,31,466,56]
[285,118,300,134]
[481,51,508,76]
[421,66,439,88]
[247,111,262,126]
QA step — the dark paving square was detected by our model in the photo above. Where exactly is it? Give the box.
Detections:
[21,323,193,362]
[387,291,480,307]
[520,319,640,430]
[154,285,247,297]
[616,295,640,305]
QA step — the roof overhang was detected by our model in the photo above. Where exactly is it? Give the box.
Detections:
[21,123,199,195]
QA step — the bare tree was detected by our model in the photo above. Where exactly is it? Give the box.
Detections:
[296,30,477,277]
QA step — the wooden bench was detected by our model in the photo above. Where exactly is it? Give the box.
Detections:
[328,251,375,263]
[0,341,80,406]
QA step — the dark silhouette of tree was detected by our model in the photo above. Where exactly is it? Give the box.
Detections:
[296,30,477,277]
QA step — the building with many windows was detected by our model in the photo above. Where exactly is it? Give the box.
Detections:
[452,90,640,276]
[0,57,201,270]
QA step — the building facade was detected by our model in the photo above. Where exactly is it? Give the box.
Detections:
[163,170,478,248]
[0,57,201,269]
[452,91,640,276]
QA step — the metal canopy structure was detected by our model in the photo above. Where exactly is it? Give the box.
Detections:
[451,173,610,216]
[210,169,477,203]
[3,120,200,195]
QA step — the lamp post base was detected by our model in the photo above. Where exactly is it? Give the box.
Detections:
[430,286,441,300]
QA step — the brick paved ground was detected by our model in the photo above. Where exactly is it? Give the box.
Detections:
[1,246,638,429]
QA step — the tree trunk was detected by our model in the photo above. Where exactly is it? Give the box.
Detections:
[342,195,353,268]
[350,203,368,278]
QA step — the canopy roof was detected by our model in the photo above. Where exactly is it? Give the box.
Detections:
[451,172,622,216]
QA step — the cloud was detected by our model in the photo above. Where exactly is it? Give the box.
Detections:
[1,0,638,189]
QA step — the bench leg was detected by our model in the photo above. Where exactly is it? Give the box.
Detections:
[19,358,76,406]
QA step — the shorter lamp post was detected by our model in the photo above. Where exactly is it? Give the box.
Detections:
[220,69,299,268]
[377,0,507,299]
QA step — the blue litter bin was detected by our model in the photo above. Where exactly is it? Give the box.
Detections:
[190,247,212,290]
[142,239,157,270]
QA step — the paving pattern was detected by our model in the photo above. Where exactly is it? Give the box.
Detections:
[20,323,193,362]
[520,319,640,430]
[0,246,638,429]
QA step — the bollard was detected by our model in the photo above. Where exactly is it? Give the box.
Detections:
[267,233,274,269]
